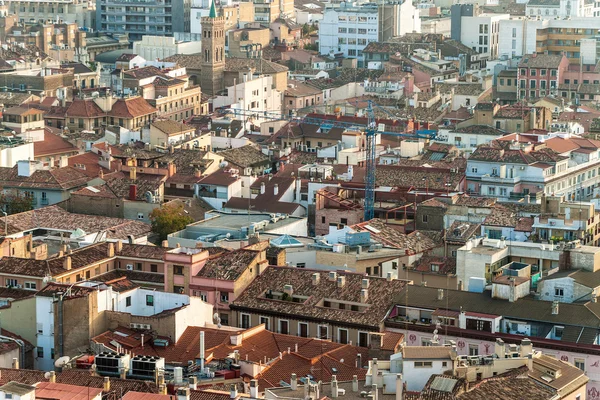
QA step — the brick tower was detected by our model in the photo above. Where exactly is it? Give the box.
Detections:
[200,0,225,96]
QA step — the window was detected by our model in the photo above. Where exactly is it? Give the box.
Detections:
[338,328,349,344]
[241,313,250,329]
[24,282,36,290]
[321,216,326,224]
[279,319,289,335]
[469,344,479,356]
[220,313,229,326]
[136,263,142,271]
[296,263,306,268]
[422,214,428,223]
[554,326,564,338]
[555,287,564,297]
[5,279,17,287]
[471,167,477,173]
[298,322,309,337]
[392,261,398,270]
[174,265,184,275]
[126,296,131,307]
[220,292,229,303]
[260,316,270,330]
[340,218,348,225]
[146,295,154,306]
[150,264,158,273]
[414,361,433,367]
[318,325,328,339]
[431,264,439,272]
[37,347,44,358]
[358,331,368,347]
[488,187,496,196]
[574,358,585,371]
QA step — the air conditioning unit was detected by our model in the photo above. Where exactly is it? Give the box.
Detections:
[129,323,137,329]
[126,264,133,270]
[141,324,151,330]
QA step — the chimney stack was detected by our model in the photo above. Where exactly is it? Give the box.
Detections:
[274,184,279,196]
[189,376,198,390]
[129,184,137,201]
[230,384,238,399]
[360,288,368,303]
[283,284,293,297]
[260,182,266,195]
[372,359,378,386]
[331,376,338,399]
[337,276,346,288]
[437,288,444,301]
[107,242,115,258]
[159,385,167,395]
[63,256,72,271]
[115,240,122,253]
[352,375,358,392]
[49,371,56,383]
[11,358,18,369]
[130,166,137,181]
[250,380,259,398]
[395,374,403,400]
[312,273,320,285]
[291,374,297,391]
[103,377,110,392]
[552,300,559,315]
[362,278,369,289]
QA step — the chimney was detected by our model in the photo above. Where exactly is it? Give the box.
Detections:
[437,288,444,301]
[360,288,368,303]
[372,359,378,386]
[103,377,110,392]
[312,273,320,285]
[283,284,293,297]
[494,338,505,358]
[189,376,198,390]
[291,374,298,390]
[107,242,115,257]
[520,338,533,357]
[260,182,266,195]
[356,353,362,368]
[115,241,122,253]
[99,168,104,179]
[120,367,127,380]
[552,300,559,315]
[362,278,369,289]
[63,256,72,271]
[195,169,202,178]
[337,276,346,288]
[141,334,144,348]
[352,375,358,392]
[162,240,169,248]
[274,184,279,196]
[372,384,378,400]
[129,184,137,201]
[230,384,238,399]
[159,385,167,395]
[49,371,56,383]
[130,166,137,181]
[250,380,259,398]
[347,165,354,181]
[395,374,403,400]
[11,358,18,369]
[328,271,337,282]
[331,376,338,399]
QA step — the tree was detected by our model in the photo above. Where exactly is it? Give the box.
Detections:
[302,23,310,37]
[0,190,34,215]
[150,203,193,241]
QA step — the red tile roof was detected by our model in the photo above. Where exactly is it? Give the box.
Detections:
[35,382,104,400]
[34,132,79,158]
[65,98,106,118]
[0,165,89,190]
[110,97,157,119]
[67,152,109,178]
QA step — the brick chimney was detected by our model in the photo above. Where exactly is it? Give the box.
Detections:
[129,184,137,201]
[63,256,72,271]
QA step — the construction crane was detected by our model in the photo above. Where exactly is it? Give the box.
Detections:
[217,104,437,220]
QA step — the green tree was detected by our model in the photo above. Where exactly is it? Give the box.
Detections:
[302,23,310,37]
[0,190,34,215]
[149,203,193,241]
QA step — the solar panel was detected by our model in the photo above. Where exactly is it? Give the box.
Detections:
[430,376,458,393]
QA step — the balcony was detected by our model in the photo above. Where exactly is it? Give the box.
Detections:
[480,174,521,184]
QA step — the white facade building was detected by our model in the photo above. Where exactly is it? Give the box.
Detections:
[133,36,202,60]
[525,0,598,18]
[319,1,419,63]
[460,13,510,59]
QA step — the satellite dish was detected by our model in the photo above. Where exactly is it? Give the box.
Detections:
[54,356,70,368]
[43,275,52,284]
[44,372,52,379]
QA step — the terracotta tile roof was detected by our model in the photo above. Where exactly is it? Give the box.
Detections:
[403,346,452,359]
[152,120,194,136]
[0,205,151,238]
[105,176,163,201]
[123,66,166,80]
[483,205,534,231]
[375,166,463,191]
[3,106,43,116]
[454,194,495,207]
[413,256,456,275]
[0,165,89,190]
[518,53,564,69]
[68,152,109,178]
[219,145,270,168]
[110,97,157,119]
[198,169,239,186]
[65,98,106,118]
[232,266,407,329]
[420,198,448,209]
[352,219,437,254]
[35,381,104,400]
[458,374,554,400]
[34,132,79,158]
[197,249,259,280]
[102,276,139,292]
[469,141,566,164]
[445,221,480,243]
[94,269,165,285]
[223,197,302,215]
[225,57,288,74]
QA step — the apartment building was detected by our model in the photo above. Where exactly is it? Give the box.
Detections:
[319,1,419,64]
[517,53,569,99]
[525,0,598,18]
[230,266,408,345]
[96,0,192,41]
[499,17,600,62]
[459,13,509,59]
[467,136,600,201]
[8,0,94,29]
